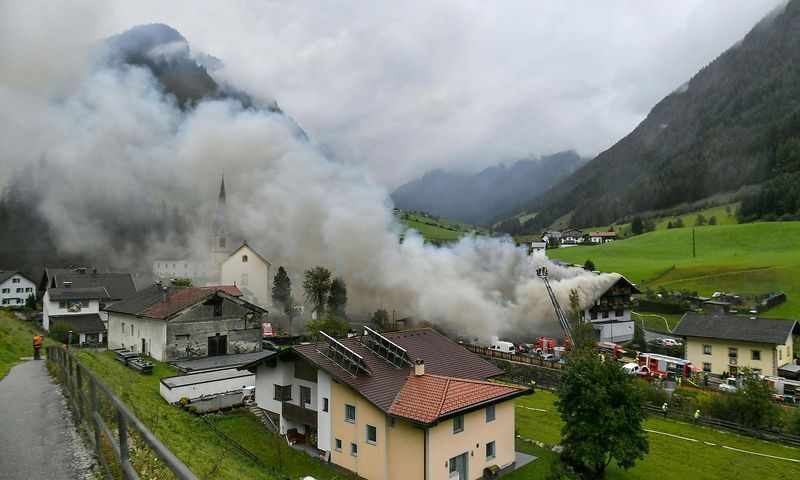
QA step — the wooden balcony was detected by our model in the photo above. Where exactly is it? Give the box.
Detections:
[282,402,317,427]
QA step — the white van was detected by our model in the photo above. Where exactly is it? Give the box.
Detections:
[488,341,516,353]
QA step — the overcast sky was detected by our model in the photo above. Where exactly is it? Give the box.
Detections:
[4,0,786,187]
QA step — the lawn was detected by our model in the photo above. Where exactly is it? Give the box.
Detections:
[397,211,488,241]
[0,310,55,380]
[511,389,800,479]
[547,222,800,320]
[74,350,342,480]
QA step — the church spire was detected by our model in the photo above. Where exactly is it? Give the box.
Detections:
[213,175,228,235]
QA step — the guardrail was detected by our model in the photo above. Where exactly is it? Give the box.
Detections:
[462,344,564,370]
[47,346,198,480]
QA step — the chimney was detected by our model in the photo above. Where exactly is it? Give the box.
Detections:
[415,358,425,376]
[162,286,168,303]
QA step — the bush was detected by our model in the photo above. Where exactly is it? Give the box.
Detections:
[49,322,79,344]
[634,379,670,406]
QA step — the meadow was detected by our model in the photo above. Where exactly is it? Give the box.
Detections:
[0,310,54,380]
[396,211,488,241]
[548,222,800,320]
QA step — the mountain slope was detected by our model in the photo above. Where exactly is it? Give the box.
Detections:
[391,151,584,225]
[528,1,800,229]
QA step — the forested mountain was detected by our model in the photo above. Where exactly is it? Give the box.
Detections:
[526,1,800,229]
[391,151,584,225]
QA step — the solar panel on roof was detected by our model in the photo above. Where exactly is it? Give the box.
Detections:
[315,332,372,377]
[359,326,414,368]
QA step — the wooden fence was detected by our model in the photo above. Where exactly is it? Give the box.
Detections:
[463,344,564,370]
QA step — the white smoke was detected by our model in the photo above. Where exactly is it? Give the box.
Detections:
[0,20,619,341]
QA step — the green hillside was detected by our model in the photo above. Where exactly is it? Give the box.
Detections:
[396,211,489,242]
[547,222,800,319]
[0,311,53,380]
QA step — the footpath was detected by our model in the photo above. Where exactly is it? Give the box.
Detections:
[0,359,96,479]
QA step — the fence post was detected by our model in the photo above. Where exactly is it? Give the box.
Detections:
[76,365,84,423]
[118,410,130,477]
[89,379,101,451]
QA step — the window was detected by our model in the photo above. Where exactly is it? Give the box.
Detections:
[25,287,31,292]
[345,404,356,423]
[453,415,464,434]
[602,311,609,319]
[703,345,712,355]
[130,325,134,336]
[486,404,496,422]
[702,363,711,372]
[322,397,329,412]
[335,438,342,452]
[219,237,226,248]
[240,274,249,286]
[728,347,738,358]
[213,303,222,317]
[752,350,761,361]
[172,263,176,269]
[122,322,125,333]
[242,255,248,263]
[779,350,783,360]
[366,425,377,444]
[16,288,22,293]
[300,386,311,406]
[486,441,496,461]
[16,298,21,304]
[12,278,19,283]
[273,384,292,401]
[590,311,597,320]
[1,299,7,305]
[350,443,358,457]
[615,309,623,317]
[1,288,8,293]
[449,453,467,478]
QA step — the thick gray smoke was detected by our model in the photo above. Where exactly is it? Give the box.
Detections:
[0,20,618,340]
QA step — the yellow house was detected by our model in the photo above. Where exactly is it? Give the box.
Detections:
[242,328,530,480]
[673,313,798,377]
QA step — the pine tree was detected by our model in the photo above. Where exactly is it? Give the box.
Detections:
[327,277,348,318]
[272,266,292,306]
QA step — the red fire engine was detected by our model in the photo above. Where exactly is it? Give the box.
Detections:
[636,352,695,380]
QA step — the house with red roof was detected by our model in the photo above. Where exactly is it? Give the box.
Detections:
[240,327,530,480]
[105,283,267,361]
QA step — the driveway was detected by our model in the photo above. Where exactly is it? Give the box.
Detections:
[0,359,96,479]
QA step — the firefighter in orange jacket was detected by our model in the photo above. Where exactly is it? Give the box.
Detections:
[33,334,43,360]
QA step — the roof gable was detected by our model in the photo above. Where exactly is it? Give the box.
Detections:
[673,313,798,345]
[105,284,247,319]
[224,243,271,267]
[0,271,34,285]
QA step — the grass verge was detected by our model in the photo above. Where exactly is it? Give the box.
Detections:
[0,310,55,380]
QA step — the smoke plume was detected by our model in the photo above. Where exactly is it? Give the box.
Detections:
[0,21,618,341]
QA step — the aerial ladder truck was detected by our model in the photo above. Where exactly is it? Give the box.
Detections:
[535,266,573,353]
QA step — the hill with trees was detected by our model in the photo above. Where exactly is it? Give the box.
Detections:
[524,1,800,230]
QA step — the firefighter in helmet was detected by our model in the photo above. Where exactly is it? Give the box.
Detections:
[33,334,43,360]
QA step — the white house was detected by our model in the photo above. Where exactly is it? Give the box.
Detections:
[43,286,109,344]
[40,267,136,326]
[530,242,547,255]
[220,242,271,309]
[584,275,640,343]
[588,231,617,244]
[560,229,586,245]
[105,284,267,362]
[0,271,36,308]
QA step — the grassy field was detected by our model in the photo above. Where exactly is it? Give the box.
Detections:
[396,211,489,241]
[548,222,800,320]
[0,310,54,380]
[510,389,800,479]
[75,350,341,480]
[631,311,684,334]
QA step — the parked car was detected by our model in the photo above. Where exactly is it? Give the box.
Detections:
[662,338,682,347]
[540,353,556,361]
[622,362,641,375]
[517,343,534,354]
[488,341,516,353]
[719,377,740,393]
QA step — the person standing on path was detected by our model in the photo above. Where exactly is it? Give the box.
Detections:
[33,334,43,360]
[661,402,668,418]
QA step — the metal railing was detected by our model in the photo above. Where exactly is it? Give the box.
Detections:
[47,346,198,480]
[462,344,564,370]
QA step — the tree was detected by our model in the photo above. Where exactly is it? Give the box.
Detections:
[736,372,780,428]
[173,278,193,287]
[694,214,706,226]
[49,322,78,344]
[305,314,350,339]
[643,218,656,232]
[567,288,583,324]
[673,217,685,228]
[303,266,332,318]
[25,293,36,310]
[630,217,643,235]
[708,216,717,225]
[583,260,596,271]
[371,308,390,327]
[272,266,291,306]
[327,277,348,318]
[283,296,301,334]
[556,348,649,477]
[632,321,647,352]
[667,221,673,229]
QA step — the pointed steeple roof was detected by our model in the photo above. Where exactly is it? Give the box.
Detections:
[213,175,228,235]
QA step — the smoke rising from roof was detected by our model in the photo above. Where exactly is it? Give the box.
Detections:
[0,21,618,340]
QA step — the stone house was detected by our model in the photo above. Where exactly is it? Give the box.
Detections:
[105,284,267,362]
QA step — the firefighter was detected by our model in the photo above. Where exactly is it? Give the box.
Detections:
[693,409,701,424]
[530,379,536,393]
[33,334,43,360]
[661,402,668,418]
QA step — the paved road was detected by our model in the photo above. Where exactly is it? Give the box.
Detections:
[0,359,96,479]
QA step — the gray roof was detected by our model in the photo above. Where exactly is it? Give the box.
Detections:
[48,287,110,301]
[103,284,180,315]
[172,351,274,373]
[0,271,34,285]
[54,273,135,300]
[673,313,798,345]
[161,368,254,389]
[48,314,105,333]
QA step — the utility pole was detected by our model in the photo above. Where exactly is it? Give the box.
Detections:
[692,228,696,258]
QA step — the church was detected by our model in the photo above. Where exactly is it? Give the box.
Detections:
[153,177,272,308]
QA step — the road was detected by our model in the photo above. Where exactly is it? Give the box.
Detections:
[0,359,96,479]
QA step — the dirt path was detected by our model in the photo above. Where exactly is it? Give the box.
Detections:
[0,359,96,479]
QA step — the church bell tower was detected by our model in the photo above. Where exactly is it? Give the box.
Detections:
[211,176,232,269]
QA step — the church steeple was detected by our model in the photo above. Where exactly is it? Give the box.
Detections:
[211,175,231,268]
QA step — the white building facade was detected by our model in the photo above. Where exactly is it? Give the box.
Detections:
[220,243,271,309]
[0,271,36,308]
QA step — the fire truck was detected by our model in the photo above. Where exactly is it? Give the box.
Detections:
[763,376,799,404]
[636,352,695,380]
[533,336,572,355]
[599,341,626,360]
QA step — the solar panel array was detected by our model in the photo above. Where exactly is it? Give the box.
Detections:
[315,331,372,377]
[359,326,414,368]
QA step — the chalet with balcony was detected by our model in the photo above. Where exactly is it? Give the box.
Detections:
[588,231,616,244]
[241,328,530,480]
[585,275,640,343]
